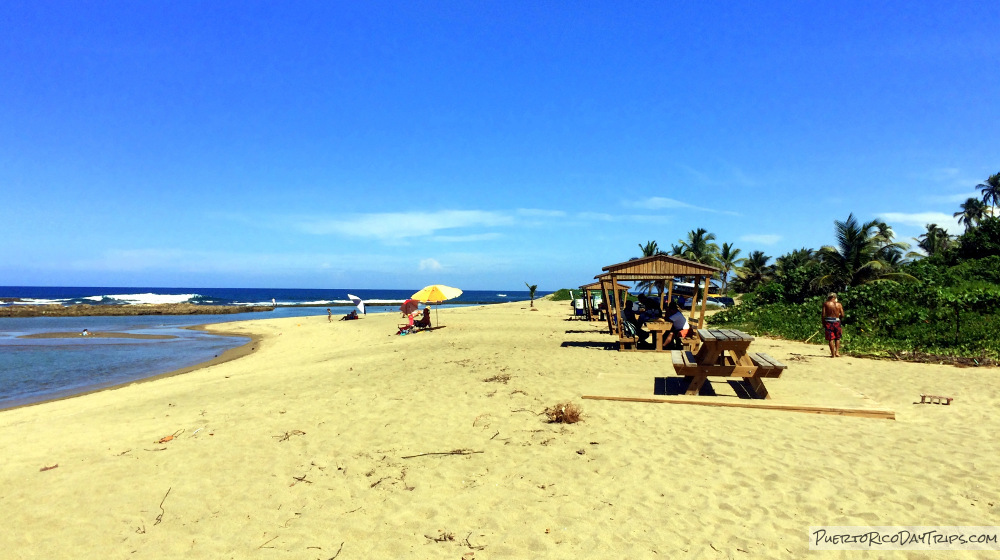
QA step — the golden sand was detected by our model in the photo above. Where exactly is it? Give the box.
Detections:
[1,298,998,558]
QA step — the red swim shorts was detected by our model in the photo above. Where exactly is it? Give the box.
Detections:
[824,320,842,340]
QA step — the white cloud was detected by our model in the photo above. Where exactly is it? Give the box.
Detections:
[575,212,617,221]
[921,191,982,204]
[625,197,739,216]
[295,210,515,240]
[69,248,347,273]
[431,233,502,242]
[419,258,442,271]
[677,163,759,187]
[877,212,961,233]
[739,234,782,245]
[517,208,566,218]
[634,197,693,210]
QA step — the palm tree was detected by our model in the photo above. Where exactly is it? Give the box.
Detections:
[637,240,660,257]
[817,213,913,290]
[676,228,720,266]
[775,248,816,272]
[735,250,773,292]
[954,197,988,231]
[978,172,1000,214]
[773,248,823,302]
[915,223,955,256]
[525,283,538,307]
[716,242,744,294]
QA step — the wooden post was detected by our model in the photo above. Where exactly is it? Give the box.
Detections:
[667,279,674,305]
[610,275,624,338]
[688,276,701,326]
[699,276,710,329]
[658,281,665,313]
[600,282,613,334]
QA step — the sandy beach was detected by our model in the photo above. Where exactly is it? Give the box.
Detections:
[1,298,998,559]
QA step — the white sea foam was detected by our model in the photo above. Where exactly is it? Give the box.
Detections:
[12,298,67,305]
[101,293,199,305]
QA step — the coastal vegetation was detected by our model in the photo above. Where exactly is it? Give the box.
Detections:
[624,172,1000,362]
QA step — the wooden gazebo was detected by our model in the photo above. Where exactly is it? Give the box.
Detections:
[579,278,631,322]
[600,254,721,346]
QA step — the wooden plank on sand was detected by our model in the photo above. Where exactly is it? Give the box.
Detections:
[580,395,896,420]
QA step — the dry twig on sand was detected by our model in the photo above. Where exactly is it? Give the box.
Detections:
[402,449,483,459]
[425,531,456,543]
[544,402,582,424]
[273,430,306,442]
[153,487,171,526]
[464,532,487,550]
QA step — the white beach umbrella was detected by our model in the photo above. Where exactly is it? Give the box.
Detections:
[347,293,365,315]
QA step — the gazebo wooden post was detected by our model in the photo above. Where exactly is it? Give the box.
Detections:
[600,282,613,334]
[688,276,700,323]
[698,275,710,329]
[688,275,701,325]
[587,288,595,321]
[580,287,591,321]
[610,275,624,338]
[667,279,674,305]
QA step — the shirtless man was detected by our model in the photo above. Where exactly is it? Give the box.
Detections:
[822,292,845,358]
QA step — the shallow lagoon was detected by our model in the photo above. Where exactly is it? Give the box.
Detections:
[0,307,338,410]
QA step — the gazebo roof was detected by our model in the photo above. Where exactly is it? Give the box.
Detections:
[580,278,631,291]
[600,254,719,281]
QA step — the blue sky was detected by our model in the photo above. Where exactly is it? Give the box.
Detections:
[2,1,997,290]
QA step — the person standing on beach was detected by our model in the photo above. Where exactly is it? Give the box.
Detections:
[822,292,845,358]
[327,308,332,322]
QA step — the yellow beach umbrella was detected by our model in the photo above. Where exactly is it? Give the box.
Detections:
[411,284,463,303]
[411,284,462,328]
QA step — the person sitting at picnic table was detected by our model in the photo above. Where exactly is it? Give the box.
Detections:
[637,295,662,323]
[413,307,431,329]
[623,301,650,343]
[662,301,690,350]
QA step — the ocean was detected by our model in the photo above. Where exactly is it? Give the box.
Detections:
[0,286,542,410]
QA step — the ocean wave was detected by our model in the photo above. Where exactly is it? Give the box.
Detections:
[11,298,68,306]
[93,293,201,305]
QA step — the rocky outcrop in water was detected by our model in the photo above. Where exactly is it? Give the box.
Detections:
[0,304,275,317]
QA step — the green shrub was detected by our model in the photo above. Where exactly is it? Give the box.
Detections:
[550,289,574,301]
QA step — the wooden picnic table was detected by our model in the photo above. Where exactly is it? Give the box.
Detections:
[671,328,787,399]
[646,319,672,351]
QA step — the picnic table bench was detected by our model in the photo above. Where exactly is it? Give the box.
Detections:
[670,328,787,398]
